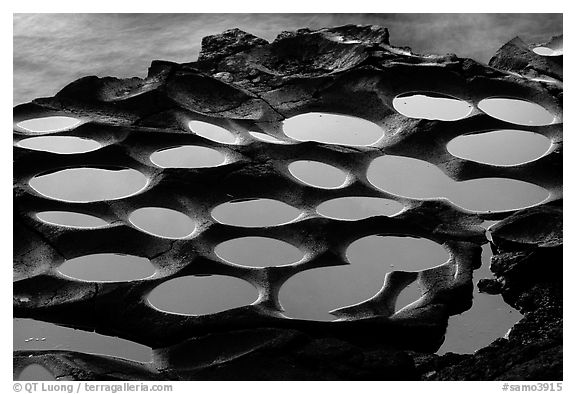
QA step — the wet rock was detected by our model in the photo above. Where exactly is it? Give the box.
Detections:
[13,351,162,381]
[477,278,502,295]
[13,25,562,381]
[489,36,563,81]
[420,336,562,380]
[490,205,562,249]
[198,28,269,65]
[162,329,417,380]
[424,201,563,380]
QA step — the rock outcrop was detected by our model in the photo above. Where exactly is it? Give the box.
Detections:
[13,25,562,380]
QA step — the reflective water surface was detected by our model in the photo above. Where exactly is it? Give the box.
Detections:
[57,253,156,282]
[393,93,473,121]
[29,168,148,202]
[367,155,549,212]
[13,318,153,363]
[450,178,549,212]
[15,82,551,360]
[248,132,287,144]
[147,275,258,315]
[17,116,80,133]
[447,129,551,166]
[317,197,404,220]
[279,236,450,321]
[17,136,101,154]
[283,112,384,146]
[215,237,303,267]
[288,161,347,189]
[212,198,301,227]
[478,98,556,126]
[129,207,195,239]
[532,46,562,56]
[150,145,225,168]
[36,211,108,228]
[438,244,522,354]
[188,120,236,144]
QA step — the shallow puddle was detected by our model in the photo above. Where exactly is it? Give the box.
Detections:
[215,236,303,267]
[532,47,561,56]
[282,112,383,146]
[17,364,55,381]
[17,116,81,133]
[367,155,549,212]
[188,120,236,144]
[394,281,423,312]
[129,207,195,238]
[211,198,300,227]
[478,98,556,126]
[57,253,156,282]
[367,155,450,199]
[150,145,225,168]
[17,136,101,154]
[147,275,258,315]
[317,197,404,220]
[450,178,549,212]
[13,318,152,363]
[36,211,108,228]
[29,168,148,202]
[248,132,287,144]
[279,236,449,321]
[438,244,522,354]
[288,161,347,189]
[393,93,473,121]
[447,129,551,166]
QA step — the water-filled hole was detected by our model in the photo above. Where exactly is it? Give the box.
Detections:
[395,281,422,312]
[17,116,80,133]
[282,112,384,146]
[14,318,152,363]
[248,132,287,144]
[17,136,101,154]
[279,236,449,321]
[57,253,156,282]
[438,244,522,354]
[317,197,404,220]
[288,161,347,189]
[147,275,258,315]
[447,129,551,166]
[17,364,55,381]
[532,47,562,56]
[450,178,549,212]
[129,207,195,239]
[367,155,450,199]
[478,98,556,126]
[150,145,225,168]
[215,236,303,267]
[393,93,473,121]
[29,168,147,202]
[367,155,549,212]
[36,211,108,228]
[188,120,236,144]
[211,199,300,227]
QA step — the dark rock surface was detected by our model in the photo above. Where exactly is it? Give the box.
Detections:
[13,25,562,380]
[418,203,563,380]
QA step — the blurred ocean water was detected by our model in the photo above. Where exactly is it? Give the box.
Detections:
[13,13,562,104]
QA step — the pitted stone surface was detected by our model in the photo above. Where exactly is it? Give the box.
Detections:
[13,25,562,380]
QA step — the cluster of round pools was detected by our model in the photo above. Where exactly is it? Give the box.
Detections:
[14,91,557,357]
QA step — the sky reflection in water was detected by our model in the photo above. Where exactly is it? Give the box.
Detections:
[15,82,548,356]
